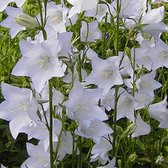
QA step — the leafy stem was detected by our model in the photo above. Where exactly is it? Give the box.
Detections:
[113,0,121,158]
[49,80,54,168]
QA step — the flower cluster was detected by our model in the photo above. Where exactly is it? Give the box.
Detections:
[0,0,168,167]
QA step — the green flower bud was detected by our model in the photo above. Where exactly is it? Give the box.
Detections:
[15,14,39,29]
[106,49,114,57]
[128,153,137,163]
[118,159,122,168]
[120,123,136,139]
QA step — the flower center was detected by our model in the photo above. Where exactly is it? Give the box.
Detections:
[10,100,30,113]
[101,69,113,79]
[139,80,152,89]
[37,55,51,70]
[122,98,132,108]
[50,10,63,24]
[76,104,89,113]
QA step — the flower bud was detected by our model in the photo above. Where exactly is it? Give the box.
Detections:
[128,153,137,162]
[120,123,136,139]
[155,155,164,165]
[15,14,39,29]
[106,49,114,57]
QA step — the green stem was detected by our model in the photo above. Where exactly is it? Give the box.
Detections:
[113,0,120,157]
[40,103,50,129]
[119,29,132,67]
[102,13,108,59]
[53,113,65,164]
[115,0,120,55]
[113,86,119,156]
[38,0,44,26]
[78,137,82,168]
[77,61,82,82]
[38,0,52,166]
[72,130,76,168]
[115,137,122,158]
[132,47,136,97]
[43,0,48,25]
[54,125,64,162]
[49,80,54,168]
[38,0,47,40]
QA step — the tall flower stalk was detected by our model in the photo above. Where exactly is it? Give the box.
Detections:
[37,1,54,167]
[49,80,54,168]
[113,0,121,157]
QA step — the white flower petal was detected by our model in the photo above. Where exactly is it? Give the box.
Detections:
[0,0,12,12]
[132,114,151,138]
[9,113,31,139]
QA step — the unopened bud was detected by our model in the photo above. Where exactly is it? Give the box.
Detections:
[120,123,136,139]
[106,49,113,57]
[15,14,39,29]
[128,153,137,162]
